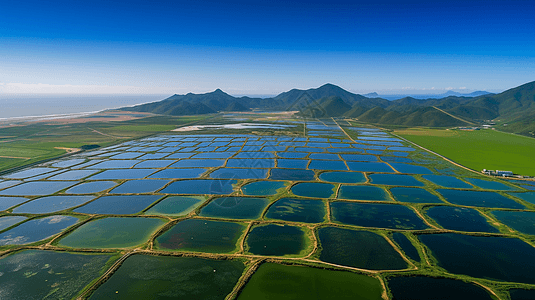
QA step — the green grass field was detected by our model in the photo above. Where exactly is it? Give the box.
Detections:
[395,128,535,176]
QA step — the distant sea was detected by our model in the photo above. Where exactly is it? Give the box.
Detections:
[0,94,170,119]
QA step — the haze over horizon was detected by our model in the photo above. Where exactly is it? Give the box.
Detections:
[1,0,534,96]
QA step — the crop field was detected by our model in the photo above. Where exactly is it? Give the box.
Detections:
[0,114,534,299]
[394,128,535,176]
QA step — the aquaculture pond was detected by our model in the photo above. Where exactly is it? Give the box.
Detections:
[246,224,308,256]
[419,233,535,284]
[133,160,176,168]
[88,169,156,180]
[0,250,117,300]
[0,180,21,190]
[465,177,517,190]
[392,232,420,262]
[318,171,366,183]
[155,219,245,253]
[509,289,535,300]
[170,158,225,168]
[331,202,428,230]
[276,159,308,169]
[308,160,348,171]
[51,158,85,168]
[13,195,95,214]
[0,196,28,210]
[160,179,237,195]
[242,181,285,196]
[89,255,245,300]
[368,174,424,187]
[73,195,162,215]
[425,206,498,233]
[390,187,443,203]
[238,263,384,300]
[265,198,326,223]
[148,168,207,179]
[87,159,140,169]
[491,210,535,235]
[144,196,208,217]
[3,167,56,179]
[0,215,78,245]
[48,169,99,180]
[65,181,117,194]
[291,182,335,198]
[270,169,315,181]
[200,197,270,219]
[387,276,494,300]
[389,163,433,174]
[0,216,27,231]
[110,179,170,193]
[347,162,395,172]
[422,175,474,188]
[318,227,408,270]
[338,185,391,201]
[437,189,525,209]
[58,217,165,249]
[210,168,268,179]
[0,181,78,196]
[509,192,535,205]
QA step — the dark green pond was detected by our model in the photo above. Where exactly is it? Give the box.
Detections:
[392,232,420,262]
[58,217,165,248]
[422,175,473,188]
[238,263,383,300]
[387,276,493,300]
[0,215,79,245]
[110,179,170,193]
[338,185,391,201]
[390,187,443,203]
[246,224,308,256]
[426,206,499,233]
[437,189,525,209]
[265,198,326,223]
[0,250,116,300]
[160,179,237,195]
[369,174,424,187]
[12,195,95,214]
[144,196,207,217]
[89,255,245,300]
[73,195,163,215]
[292,182,335,198]
[492,210,535,235]
[319,171,366,183]
[318,227,408,270]
[242,181,285,196]
[419,233,535,284]
[270,169,316,181]
[155,219,245,253]
[200,197,270,219]
[331,202,428,230]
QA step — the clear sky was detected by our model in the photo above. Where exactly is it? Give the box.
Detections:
[1,0,534,95]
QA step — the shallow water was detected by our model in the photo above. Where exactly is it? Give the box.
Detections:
[0,181,78,196]
[319,171,366,183]
[426,206,499,233]
[390,187,443,203]
[437,189,525,209]
[210,168,268,179]
[346,162,395,172]
[369,174,424,186]
[0,216,28,231]
[308,160,348,170]
[65,181,117,194]
[110,179,170,193]
[0,196,29,210]
[270,169,315,181]
[465,178,517,191]
[492,210,535,235]
[73,195,162,214]
[338,185,391,201]
[160,179,237,194]
[242,181,286,196]
[59,217,165,248]
[13,195,95,214]
[422,175,473,188]
[144,196,208,216]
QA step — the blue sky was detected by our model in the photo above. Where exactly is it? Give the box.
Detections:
[1,0,534,95]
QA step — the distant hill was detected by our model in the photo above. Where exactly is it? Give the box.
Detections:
[120,81,535,134]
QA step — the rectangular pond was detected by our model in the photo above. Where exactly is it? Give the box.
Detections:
[265,198,326,223]
[73,195,163,215]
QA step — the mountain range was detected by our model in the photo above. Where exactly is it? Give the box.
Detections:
[121,81,535,135]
